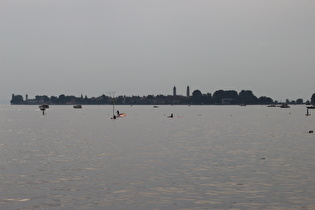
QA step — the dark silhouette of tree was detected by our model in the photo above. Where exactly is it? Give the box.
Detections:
[203,93,213,104]
[311,93,315,105]
[99,94,109,104]
[192,90,203,104]
[50,96,58,104]
[258,96,273,104]
[213,90,238,104]
[213,90,224,104]
[116,96,125,104]
[65,95,77,103]
[35,95,49,103]
[10,95,24,104]
[10,89,276,105]
[57,94,66,104]
[147,95,154,99]
[239,90,258,104]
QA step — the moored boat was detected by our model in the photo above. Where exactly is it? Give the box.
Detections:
[280,104,290,108]
[73,105,82,109]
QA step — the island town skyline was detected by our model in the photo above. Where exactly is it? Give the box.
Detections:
[10,86,314,105]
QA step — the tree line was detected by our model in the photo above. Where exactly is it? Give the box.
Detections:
[10,90,313,105]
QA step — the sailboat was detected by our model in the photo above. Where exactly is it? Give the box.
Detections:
[110,93,126,119]
[111,95,116,119]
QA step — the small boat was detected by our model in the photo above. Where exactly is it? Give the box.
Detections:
[167,113,174,118]
[73,105,82,109]
[267,104,276,107]
[280,104,290,108]
[307,106,315,109]
[153,106,159,108]
[118,113,126,117]
[111,113,126,119]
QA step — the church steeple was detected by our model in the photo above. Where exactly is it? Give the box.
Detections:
[173,86,176,96]
[186,86,190,97]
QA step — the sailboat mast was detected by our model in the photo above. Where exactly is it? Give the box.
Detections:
[107,91,116,119]
[112,92,115,118]
[112,97,114,116]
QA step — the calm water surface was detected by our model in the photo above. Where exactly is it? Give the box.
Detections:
[0,105,314,210]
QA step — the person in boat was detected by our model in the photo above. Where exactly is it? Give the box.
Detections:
[168,113,174,118]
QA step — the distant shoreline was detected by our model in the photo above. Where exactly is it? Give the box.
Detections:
[8,104,310,106]
[10,89,311,106]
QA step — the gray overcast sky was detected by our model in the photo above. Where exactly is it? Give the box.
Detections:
[1,0,314,102]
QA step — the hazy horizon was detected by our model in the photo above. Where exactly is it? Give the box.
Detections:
[1,0,315,103]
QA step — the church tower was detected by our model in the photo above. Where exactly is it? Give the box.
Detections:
[173,86,176,96]
[186,86,190,97]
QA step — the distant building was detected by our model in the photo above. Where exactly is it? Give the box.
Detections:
[222,98,235,105]
[173,86,176,96]
[186,86,190,97]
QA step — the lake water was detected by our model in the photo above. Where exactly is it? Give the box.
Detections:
[0,105,314,210]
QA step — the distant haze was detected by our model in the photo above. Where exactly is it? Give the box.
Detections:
[1,0,315,103]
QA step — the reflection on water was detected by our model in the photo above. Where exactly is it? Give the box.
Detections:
[0,105,315,209]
